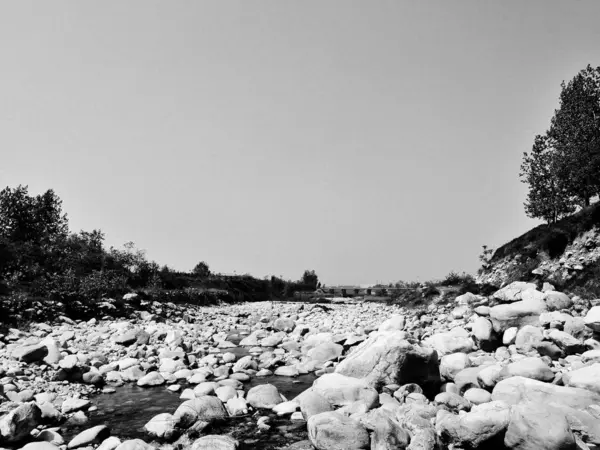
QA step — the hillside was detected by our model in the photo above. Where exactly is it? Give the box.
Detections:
[477,202,600,297]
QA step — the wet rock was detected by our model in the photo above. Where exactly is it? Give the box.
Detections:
[61,398,91,414]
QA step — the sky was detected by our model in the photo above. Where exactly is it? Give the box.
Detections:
[1,1,600,285]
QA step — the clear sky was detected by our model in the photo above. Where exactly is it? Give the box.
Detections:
[1,1,599,285]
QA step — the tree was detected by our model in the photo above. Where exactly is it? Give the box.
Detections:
[548,65,600,207]
[520,134,576,223]
[0,185,69,284]
[192,261,211,278]
[301,269,319,290]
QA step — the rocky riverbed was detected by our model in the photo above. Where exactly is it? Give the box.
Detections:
[2,283,600,450]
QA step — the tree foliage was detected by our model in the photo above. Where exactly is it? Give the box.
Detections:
[301,269,319,290]
[521,65,600,222]
[192,261,211,278]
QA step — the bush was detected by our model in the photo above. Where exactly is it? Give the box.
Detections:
[440,271,475,286]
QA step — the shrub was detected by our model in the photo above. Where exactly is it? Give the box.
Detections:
[440,271,475,286]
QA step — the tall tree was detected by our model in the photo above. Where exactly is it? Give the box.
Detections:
[301,269,319,290]
[548,65,600,207]
[520,134,576,223]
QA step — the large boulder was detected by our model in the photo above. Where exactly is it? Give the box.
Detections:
[489,299,547,333]
[297,390,333,420]
[584,306,600,332]
[307,342,343,363]
[498,357,554,382]
[492,376,600,409]
[307,373,379,409]
[435,401,510,448]
[504,401,576,450]
[424,328,473,356]
[173,396,227,428]
[246,384,283,409]
[335,331,440,390]
[378,314,405,332]
[471,317,496,351]
[0,402,42,444]
[562,363,600,394]
[307,412,370,450]
[544,291,573,311]
[11,343,48,363]
[144,414,178,441]
[493,282,537,302]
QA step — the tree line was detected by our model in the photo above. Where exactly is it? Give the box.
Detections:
[0,185,319,313]
[520,64,600,223]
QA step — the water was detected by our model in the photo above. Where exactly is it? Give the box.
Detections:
[63,374,317,449]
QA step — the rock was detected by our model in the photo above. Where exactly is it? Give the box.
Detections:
[308,373,379,409]
[226,397,248,416]
[489,298,547,333]
[308,412,370,450]
[584,306,600,332]
[97,436,121,450]
[274,366,300,377]
[504,401,576,450]
[434,392,471,412]
[273,318,296,332]
[137,372,165,387]
[59,354,79,371]
[144,413,178,441]
[463,388,492,405]
[247,384,283,409]
[11,343,48,363]
[307,342,343,363]
[297,389,333,420]
[424,328,473,356]
[435,401,510,448]
[502,327,518,346]
[36,429,64,445]
[20,443,61,450]
[548,329,585,355]
[498,357,554,382]
[190,435,239,450]
[173,396,227,428]
[544,291,573,311]
[493,282,537,302]
[378,314,405,332]
[215,386,237,402]
[515,325,543,352]
[456,292,486,305]
[335,331,440,389]
[114,439,156,450]
[67,425,110,449]
[440,353,471,381]
[492,376,600,409]
[562,363,600,394]
[273,401,299,415]
[61,398,91,414]
[471,317,496,351]
[0,402,42,444]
